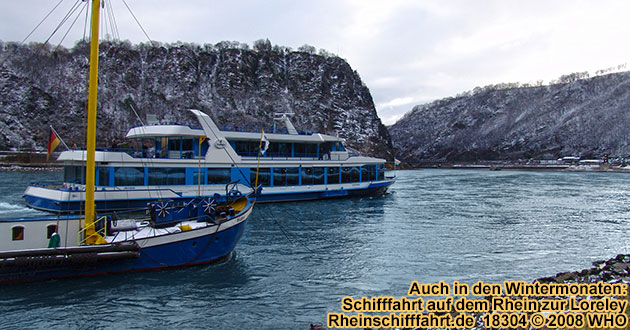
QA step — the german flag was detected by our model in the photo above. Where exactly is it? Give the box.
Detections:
[47,128,60,160]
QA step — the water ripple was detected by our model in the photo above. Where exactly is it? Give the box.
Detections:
[1,169,630,329]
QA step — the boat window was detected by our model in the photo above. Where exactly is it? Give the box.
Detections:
[294,143,318,158]
[97,167,110,186]
[363,165,376,181]
[333,142,346,151]
[340,167,359,183]
[377,164,385,180]
[301,167,313,185]
[182,139,194,159]
[320,143,332,157]
[46,224,57,238]
[208,168,231,184]
[250,168,270,186]
[313,167,325,185]
[148,168,186,185]
[341,167,352,183]
[12,226,24,241]
[360,166,368,182]
[114,167,144,186]
[64,165,85,184]
[167,168,186,185]
[192,169,204,186]
[168,138,181,152]
[277,143,291,157]
[327,167,339,184]
[301,167,325,185]
[274,168,288,186]
[286,168,299,185]
[148,168,167,185]
[232,140,260,157]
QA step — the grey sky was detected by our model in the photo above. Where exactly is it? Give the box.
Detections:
[2,0,629,125]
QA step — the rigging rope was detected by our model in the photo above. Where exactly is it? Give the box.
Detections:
[20,0,65,44]
[121,0,153,43]
[197,113,254,188]
[54,1,89,51]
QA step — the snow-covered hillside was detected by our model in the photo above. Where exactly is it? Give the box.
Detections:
[0,40,392,159]
[390,72,630,163]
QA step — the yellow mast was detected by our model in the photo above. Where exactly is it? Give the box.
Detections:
[84,0,101,244]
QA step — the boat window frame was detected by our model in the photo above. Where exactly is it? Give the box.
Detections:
[11,225,24,241]
[327,167,340,184]
[46,224,57,239]
[114,167,145,186]
[250,168,271,186]
[207,168,231,185]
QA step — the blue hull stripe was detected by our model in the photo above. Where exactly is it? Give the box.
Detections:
[24,181,394,213]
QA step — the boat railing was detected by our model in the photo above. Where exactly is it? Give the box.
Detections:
[71,147,202,160]
[78,215,108,244]
[28,181,68,190]
[216,123,316,135]
[130,122,202,130]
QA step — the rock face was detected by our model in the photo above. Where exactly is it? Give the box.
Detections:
[390,72,630,164]
[0,40,392,159]
[537,254,630,284]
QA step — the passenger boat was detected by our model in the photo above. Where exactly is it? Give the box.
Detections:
[1,0,254,283]
[0,191,254,283]
[25,112,395,213]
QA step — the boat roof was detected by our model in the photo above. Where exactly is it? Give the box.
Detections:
[126,123,343,143]
[126,125,204,138]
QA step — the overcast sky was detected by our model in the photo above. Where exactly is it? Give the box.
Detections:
[2,0,630,125]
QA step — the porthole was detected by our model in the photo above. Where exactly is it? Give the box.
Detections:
[46,224,57,238]
[12,226,24,241]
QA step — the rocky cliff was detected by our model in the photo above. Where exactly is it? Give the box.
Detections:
[390,72,630,164]
[0,40,392,159]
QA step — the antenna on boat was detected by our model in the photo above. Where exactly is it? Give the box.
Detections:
[273,113,298,135]
[129,103,145,126]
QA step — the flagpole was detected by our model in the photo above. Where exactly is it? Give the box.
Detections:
[254,128,264,193]
[197,136,206,196]
[50,125,70,151]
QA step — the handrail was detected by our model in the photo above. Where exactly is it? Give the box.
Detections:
[78,215,108,245]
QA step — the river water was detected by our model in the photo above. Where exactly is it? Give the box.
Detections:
[1,169,629,329]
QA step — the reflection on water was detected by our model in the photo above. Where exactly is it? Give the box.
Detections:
[1,169,630,329]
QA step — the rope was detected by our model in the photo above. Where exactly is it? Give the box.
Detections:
[265,206,314,253]
[20,0,65,44]
[196,113,254,187]
[121,0,153,43]
[54,0,89,52]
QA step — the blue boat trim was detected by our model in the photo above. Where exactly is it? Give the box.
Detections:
[24,179,394,212]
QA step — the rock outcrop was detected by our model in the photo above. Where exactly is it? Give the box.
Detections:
[0,40,392,159]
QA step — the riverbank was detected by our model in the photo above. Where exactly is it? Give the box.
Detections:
[3,151,629,173]
[0,151,61,171]
[429,254,630,330]
[400,162,630,173]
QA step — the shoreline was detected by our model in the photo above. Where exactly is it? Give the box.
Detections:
[398,163,630,173]
[3,151,628,173]
[3,162,630,173]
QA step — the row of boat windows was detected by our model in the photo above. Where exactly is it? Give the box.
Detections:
[231,141,345,158]
[128,137,346,159]
[10,225,56,241]
[64,164,385,186]
[250,165,383,186]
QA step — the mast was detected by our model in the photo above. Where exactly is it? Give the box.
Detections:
[84,0,100,244]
